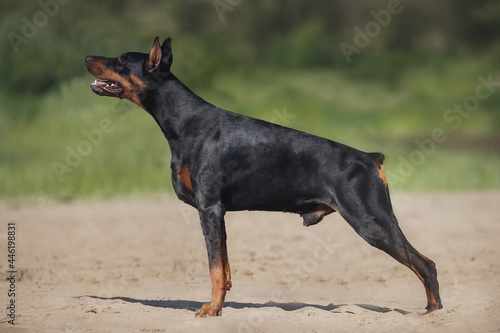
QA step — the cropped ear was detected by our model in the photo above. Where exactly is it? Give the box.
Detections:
[161,37,173,70]
[148,37,162,72]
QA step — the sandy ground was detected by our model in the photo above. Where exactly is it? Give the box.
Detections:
[0,192,499,332]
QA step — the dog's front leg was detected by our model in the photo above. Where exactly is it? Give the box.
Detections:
[195,202,231,318]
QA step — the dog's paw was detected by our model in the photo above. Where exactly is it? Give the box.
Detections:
[195,303,222,318]
[422,301,443,315]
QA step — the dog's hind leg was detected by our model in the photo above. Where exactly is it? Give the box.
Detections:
[334,174,442,314]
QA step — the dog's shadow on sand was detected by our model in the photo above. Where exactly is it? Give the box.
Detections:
[81,295,412,315]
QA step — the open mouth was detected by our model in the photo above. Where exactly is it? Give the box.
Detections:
[90,79,123,97]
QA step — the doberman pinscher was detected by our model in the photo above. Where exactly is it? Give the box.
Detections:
[85,37,442,318]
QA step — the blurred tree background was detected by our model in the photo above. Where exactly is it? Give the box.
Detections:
[1,0,499,199]
[2,0,500,95]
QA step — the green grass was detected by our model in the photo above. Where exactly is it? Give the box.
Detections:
[1,57,499,200]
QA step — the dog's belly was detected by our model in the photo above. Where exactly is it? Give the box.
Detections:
[220,160,334,214]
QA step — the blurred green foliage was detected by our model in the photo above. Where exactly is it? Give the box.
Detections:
[2,0,500,96]
[1,0,499,199]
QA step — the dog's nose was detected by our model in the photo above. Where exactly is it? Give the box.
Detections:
[85,56,94,65]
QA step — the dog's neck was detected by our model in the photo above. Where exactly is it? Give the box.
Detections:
[142,74,215,142]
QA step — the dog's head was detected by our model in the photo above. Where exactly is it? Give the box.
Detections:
[85,37,173,109]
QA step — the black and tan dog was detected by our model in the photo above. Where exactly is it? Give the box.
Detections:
[85,37,442,317]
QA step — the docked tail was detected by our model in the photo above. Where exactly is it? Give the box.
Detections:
[368,152,387,187]
[368,152,385,165]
